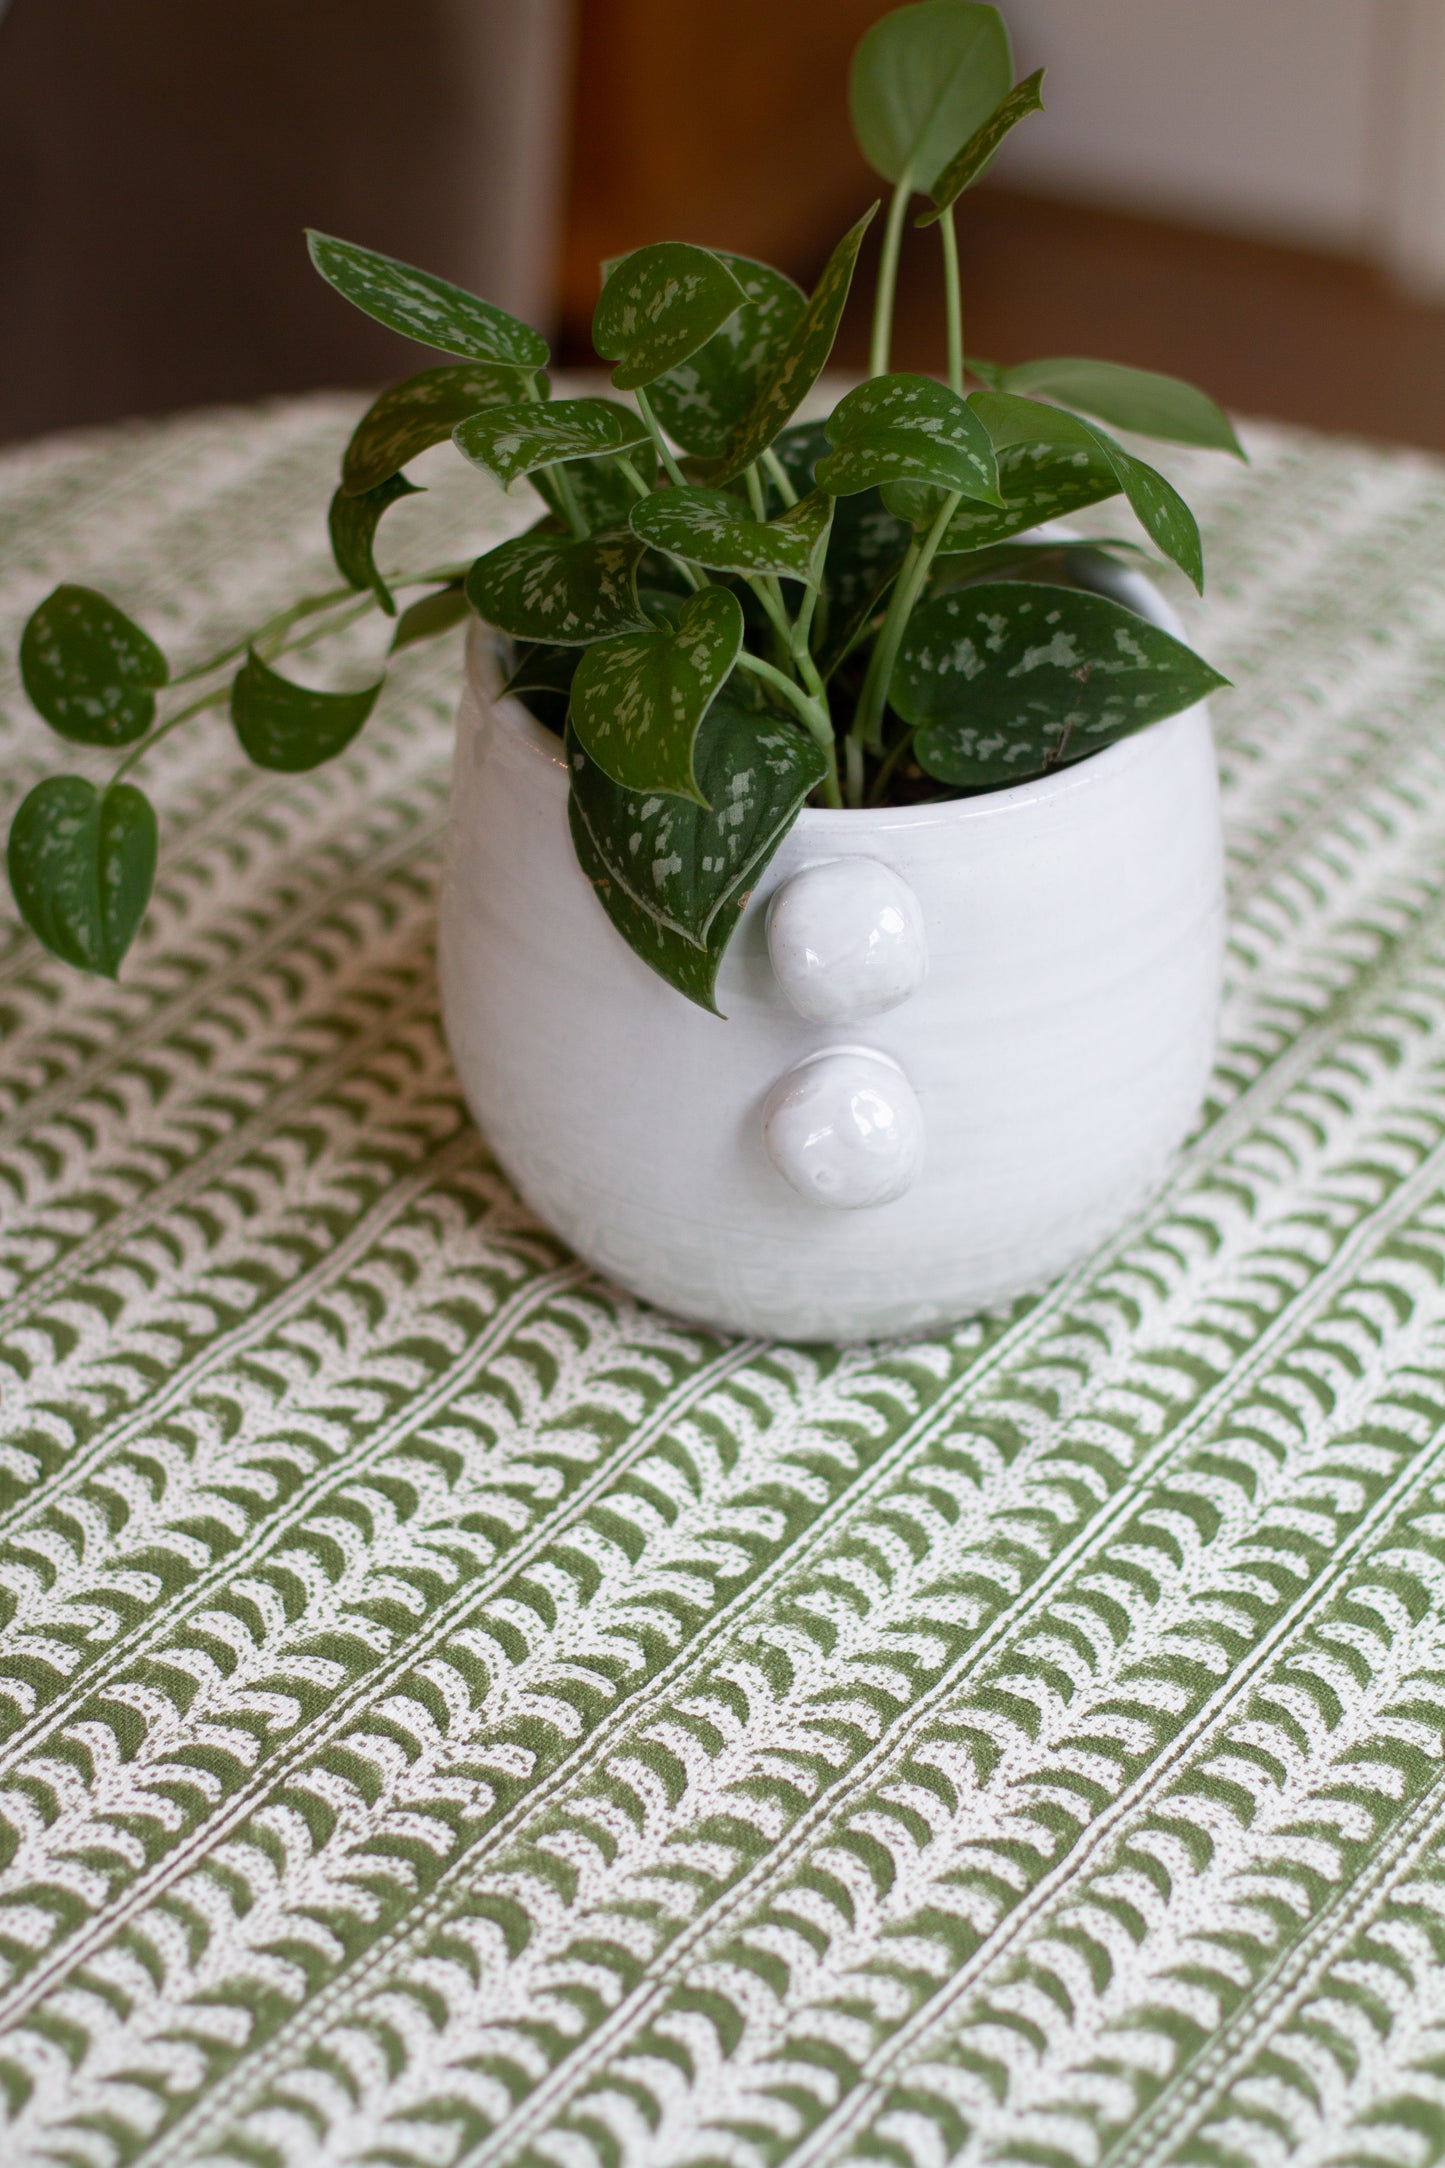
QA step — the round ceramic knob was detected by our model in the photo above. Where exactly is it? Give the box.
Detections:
[763,1047,924,1210]
[766,857,927,1024]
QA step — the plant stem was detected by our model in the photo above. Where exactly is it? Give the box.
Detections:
[634,386,688,489]
[111,686,232,782]
[168,585,357,687]
[761,448,799,507]
[614,454,652,499]
[851,487,962,756]
[869,172,913,379]
[735,652,842,809]
[940,205,964,395]
[867,725,917,805]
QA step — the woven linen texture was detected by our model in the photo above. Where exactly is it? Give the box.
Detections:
[3,395,1445,2167]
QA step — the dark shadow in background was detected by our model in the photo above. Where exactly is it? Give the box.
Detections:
[0,0,564,443]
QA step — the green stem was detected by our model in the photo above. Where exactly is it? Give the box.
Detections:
[736,652,842,809]
[614,454,652,499]
[110,686,231,782]
[760,447,799,508]
[940,205,964,395]
[852,488,962,756]
[168,585,356,687]
[635,386,688,489]
[547,463,588,539]
[867,724,917,806]
[869,172,913,379]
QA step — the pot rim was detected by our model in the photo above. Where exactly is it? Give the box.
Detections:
[462,554,1206,834]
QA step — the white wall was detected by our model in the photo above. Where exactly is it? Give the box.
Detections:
[991,0,1445,294]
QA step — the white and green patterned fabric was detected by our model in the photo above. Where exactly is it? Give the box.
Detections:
[4,394,1445,2168]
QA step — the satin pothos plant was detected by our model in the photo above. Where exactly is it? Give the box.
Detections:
[8,0,1238,1011]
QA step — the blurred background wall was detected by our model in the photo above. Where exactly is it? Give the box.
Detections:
[4,0,1445,447]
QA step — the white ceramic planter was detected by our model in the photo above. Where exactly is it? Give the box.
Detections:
[438,561,1224,1341]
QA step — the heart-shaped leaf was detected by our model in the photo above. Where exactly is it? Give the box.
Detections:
[569,585,744,802]
[231,650,384,772]
[8,776,157,976]
[465,528,649,644]
[884,441,1121,551]
[970,391,1204,589]
[341,363,536,494]
[892,580,1228,785]
[996,356,1244,457]
[712,207,877,484]
[389,583,469,654]
[850,0,1013,186]
[919,68,1045,220]
[306,230,548,369]
[328,472,423,614]
[20,585,169,748]
[647,254,806,457]
[629,486,832,586]
[567,694,827,1012]
[818,373,1002,502]
[453,397,650,489]
[593,243,746,392]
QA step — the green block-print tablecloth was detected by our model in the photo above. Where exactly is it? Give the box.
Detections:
[4,394,1445,2168]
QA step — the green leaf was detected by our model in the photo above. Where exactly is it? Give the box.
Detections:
[231,649,383,772]
[818,374,1001,502]
[465,527,649,645]
[850,0,1013,186]
[712,207,877,484]
[306,230,548,369]
[647,254,806,457]
[567,694,827,1012]
[593,243,746,392]
[452,397,650,490]
[8,776,156,976]
[892,580,1228,785]
[629,486,832,586]
[970,391,1204,589]
[568,586,744,802]
[328,472,423,615]
[764,423,912,674]
[919,68,1045,220]
[531,442,657,536]
[884,443,1121,552]
[389,583,469,654]
[341,363,535,494]
[20,585,168,748]
[997,356,1244,456]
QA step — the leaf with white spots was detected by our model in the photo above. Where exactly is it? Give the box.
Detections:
[818,374,1002,504]
[464,527,650,645]
[567,693,827,1010]
[593,244,747,393]
[20,585,169,747]
[306,230,548,369]
[891,580,1229,785]
[568,586,745,802]
[341,362,536,493]
[230,650,385,772]
[452,398,651,490]
[711,207,877,483]
[7,776,156,976]
[328,471,423,614]
[647,253,806,456]
[629,486,832,586]
[884,439,1121,552]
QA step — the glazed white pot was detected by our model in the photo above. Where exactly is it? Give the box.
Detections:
[438,561,1224,1341]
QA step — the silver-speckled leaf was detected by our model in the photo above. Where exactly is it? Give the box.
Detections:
[465,528,650,645]
[20,585,169,748]
[593,244,746,392]
[328,472,424,615]
[712,207,877,484]
[892,580,1228,784]
[307,230,548,369]
[884,441,1120,550]
[567,693,827,1011]
[453,398,650,489]
[629,486,832,586]
[919,68,1045,220]
[568,585,744,802]
[819,375,1002,503]
[231,650,384,772]
[7,776,156,976]
[646,254,806,457]
[341,363,535,494]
